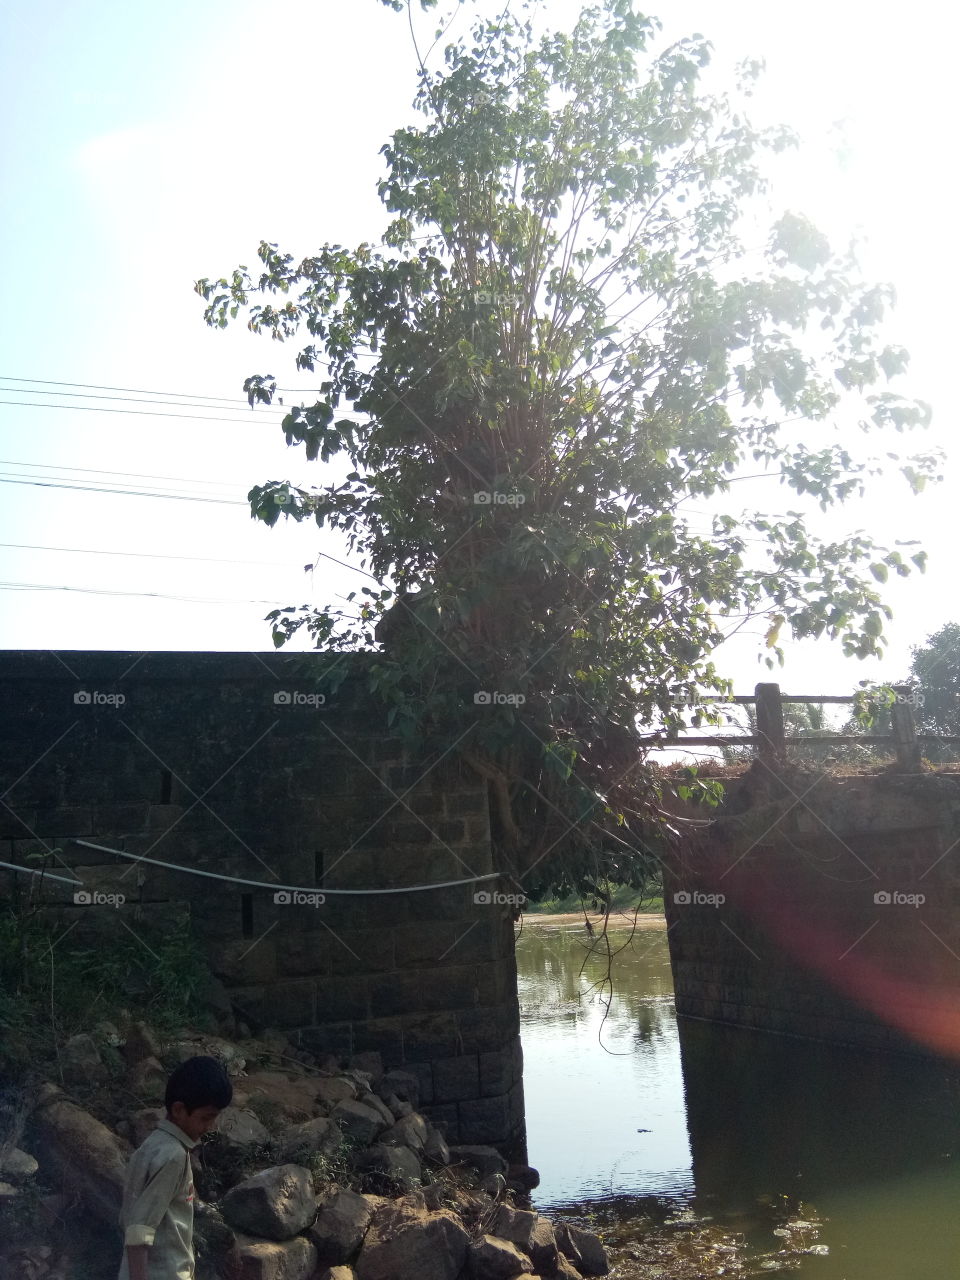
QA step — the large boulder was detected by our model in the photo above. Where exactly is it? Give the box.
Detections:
[129,1107,165,1148]
[448,1146,508,1180]
[308,1189,374,1265]
[219,1165,317,1241]
[215,1107,271,1149]
[556,1223,608,1276]
[331,1099,388,1146]
[244,1072,329,1126]
[423,1128,450,1165]
[0,1147,39,1181]
[355,1143,422,1186]
[357,1092,395,1129]
[28,1085,130,1222]
[315,1077,359,1111]
[356,1206,469,1280]
[379,1113,429,1153]
[468,1234,533,1279]
[490,1205,537,1254]
[275,1117,337,1162]
[129,1056,168,1101]
[61,1033,107,1085]
[120,1020,161,1066]
[528,1216,560,1274]
[165,1035,246,1078]
[232,1233,317,1280]
[318,1269,357,1280]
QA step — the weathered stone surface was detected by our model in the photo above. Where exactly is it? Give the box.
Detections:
[30,1084,129,1223]
[232,1232,318,1280]
[215,1107,271,1148]
[379,1112,429,1152]
[61,1033,106,1084]
[0,1147,38,1180]
[424,1128,450,1165]
[315,1077,359,1110]
[468,1234,533,1279]
[166,1035,246,1077]
[384,1093,413,1120]
[556,1223,608,1276]
[555,1256,584,1280]
[374,1070,420,1109]
[319,1269,357,1280]
[358,1091,395,1129]
[355,1143,422,1185]
[129,1055,169,1101]
[356,1206,469,1280]
[276,1117,336,1162]
[508,1163,540,1191]
[490,1205,537,1253]
[433,1055,479,1103]
[307,1189,373,1265]
[448,1145,508,1179]
[120,1020,161,1065]
[220,1164,317,1241]
[528,1216,560,1274]
[348,1051,384,1083]
[244,1072,327,1125]
[331,1099,388,1145]
[129,1108,165,1147]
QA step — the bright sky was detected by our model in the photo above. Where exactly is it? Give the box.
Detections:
[1,0,956,714]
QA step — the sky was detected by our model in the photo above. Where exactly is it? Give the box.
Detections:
[0,0,956,726]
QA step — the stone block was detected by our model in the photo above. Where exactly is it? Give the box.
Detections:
[402,1012,457,1060]
[315,977,370,1023]
[457,1095,510,1145]
[369,972,422,1020]
[433,1056,479,1104]
[478,1050,511,1098]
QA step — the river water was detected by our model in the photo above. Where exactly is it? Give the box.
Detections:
[516,918,960,1277]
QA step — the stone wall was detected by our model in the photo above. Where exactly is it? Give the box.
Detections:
[0,651,525,1152]
[663,767,960,1059]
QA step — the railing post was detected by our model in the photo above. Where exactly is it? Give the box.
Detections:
[890,684,921,771]
[755,683,785,768]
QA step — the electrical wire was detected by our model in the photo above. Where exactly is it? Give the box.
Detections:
[0,541,298,568]
[72,839,500,896]
[0,458,251,490]
[0,476,247,504]
[0,579,300,605]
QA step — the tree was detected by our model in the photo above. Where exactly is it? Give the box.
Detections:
[906,623,960,762]
[195,0,937,900]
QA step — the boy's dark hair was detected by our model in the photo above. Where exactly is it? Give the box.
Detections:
[165,1055,233,1113]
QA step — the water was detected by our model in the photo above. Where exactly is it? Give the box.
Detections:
[516,918,960,1277]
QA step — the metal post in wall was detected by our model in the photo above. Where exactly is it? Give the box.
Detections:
[890,684,922,771]
[755,682,785,768]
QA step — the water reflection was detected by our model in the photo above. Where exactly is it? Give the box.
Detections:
[517,920,960,1276]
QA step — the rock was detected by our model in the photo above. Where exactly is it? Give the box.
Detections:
[167,1035,246,1078]
[348,1052,384,1083]
[374,1070,420,1109]
[120,1020,161,1065]
[556,1258,583,1280]
[490,1205,537,1253]
[528,1217,560,1274]
[508,1163,540,1190]
[424,1129,450,1165]
[193,1201,237,1272]
[448,1145,507,1180]
[215,1107,271,1148]
[0,1146,39,1180]
[232,1232,318,1280]
[129,1107,165,1148]
[93,1020,124,1048]
[358,1091,395,1129]
[197,973,234,1024]
[61,1033,107,1084]
[331,1099,388,1146]
[356,1206,469,1280]
[556,1224,608,1276]
[276,1117,337,1162]
[308,1189,374,1265]
[220,1164,318,1241]
[355,1143,422,1185]
[480,1173,508,1198]
[383,1093,413,1120]
[379,1112,429,1152]
[30,1084,129,1223]
[319,1269,356,1280]
[468,1234,533,1279]
[129,1055,168,1100]
[0,1180,17,1196]
[244,1071,328,1125]
[315,1077,359,1110]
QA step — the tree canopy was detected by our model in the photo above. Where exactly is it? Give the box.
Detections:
[196,0,937,900]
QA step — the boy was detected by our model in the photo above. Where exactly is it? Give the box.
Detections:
[118,1055,233,1280]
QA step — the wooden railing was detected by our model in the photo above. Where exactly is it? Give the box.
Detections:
[643,682,960,771]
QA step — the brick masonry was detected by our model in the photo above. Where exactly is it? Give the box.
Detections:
[663,768,960,1059]
[0,651,526,1153]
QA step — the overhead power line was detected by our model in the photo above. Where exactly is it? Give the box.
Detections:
[0,476,248,504]
[0,579,302,605]
[0,541,300,568]
[0,458,251,489]
[0,399,287,427]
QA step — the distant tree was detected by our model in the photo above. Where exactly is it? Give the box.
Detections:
[907,623,960,761]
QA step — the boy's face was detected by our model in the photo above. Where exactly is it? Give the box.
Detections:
[168,1101,222,1141]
